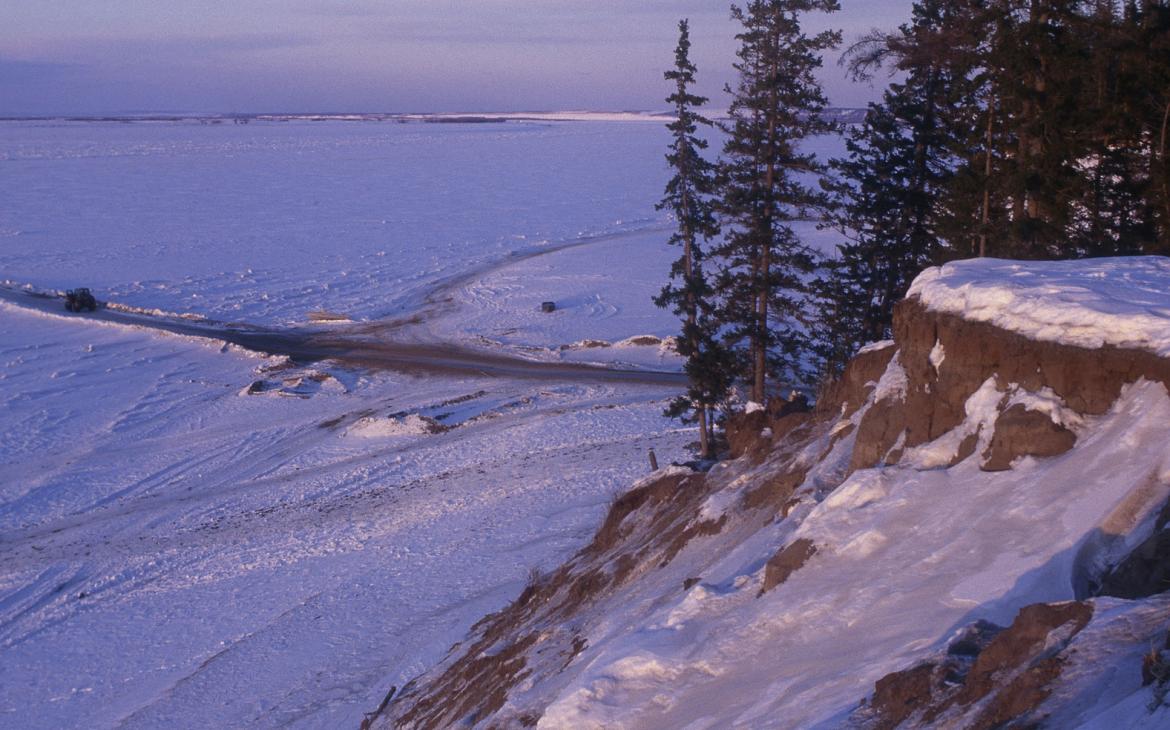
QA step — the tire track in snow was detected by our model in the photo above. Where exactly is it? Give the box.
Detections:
[0,226,683,388]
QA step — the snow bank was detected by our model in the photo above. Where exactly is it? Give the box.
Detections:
[345,413,439,438]
[908,256,1170,356]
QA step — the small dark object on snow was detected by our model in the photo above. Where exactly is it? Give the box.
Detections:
[64,288,97,312]
[648,448,659,471]
[360,685,398,730]
[540,301,556,313]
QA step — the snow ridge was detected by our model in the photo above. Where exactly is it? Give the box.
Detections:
[908,256,1170,356]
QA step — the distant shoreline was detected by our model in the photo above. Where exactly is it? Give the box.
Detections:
[0,108,867,125]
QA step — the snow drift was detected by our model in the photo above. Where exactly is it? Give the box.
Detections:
[373,257,1170,729]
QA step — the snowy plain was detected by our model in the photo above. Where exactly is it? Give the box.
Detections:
[0,118,847,728]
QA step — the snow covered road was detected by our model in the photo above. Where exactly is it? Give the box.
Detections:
[0,285,687,387]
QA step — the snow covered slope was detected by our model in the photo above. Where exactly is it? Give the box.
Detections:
[380,257,1170,729]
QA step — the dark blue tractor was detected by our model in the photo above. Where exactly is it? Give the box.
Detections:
[65,288,98,312]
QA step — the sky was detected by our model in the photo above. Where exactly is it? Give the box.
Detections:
[0,1,913,116]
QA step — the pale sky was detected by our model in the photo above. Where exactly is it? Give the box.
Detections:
[0,1,913,115]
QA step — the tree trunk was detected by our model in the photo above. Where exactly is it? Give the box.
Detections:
[980,95,996,258]
[697,406,710,459]
[754,240,769,405]
[1160,98,1170,247]
[754,21,781,407]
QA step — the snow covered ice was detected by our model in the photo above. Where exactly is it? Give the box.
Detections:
[0,118,849,728]
[0,118,715,728]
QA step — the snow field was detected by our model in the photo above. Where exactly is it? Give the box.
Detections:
[0,120,672,327]
[0,118,851,728]
[0,310,692,729]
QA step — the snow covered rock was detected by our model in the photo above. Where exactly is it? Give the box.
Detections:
[849,289,1170,474]
[854,600,1096,729]
[981,403,1077,472]
[908,257,1170,357]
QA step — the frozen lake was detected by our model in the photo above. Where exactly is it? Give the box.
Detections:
[0,119,673,325]
[0,118,848,729]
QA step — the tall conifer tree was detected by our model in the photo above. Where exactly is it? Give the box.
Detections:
[715,0,840,404]
[816,0,974,374]
[656,19,732,459]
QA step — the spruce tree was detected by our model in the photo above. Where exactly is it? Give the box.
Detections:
[655,19,732,459]
[715,0,841,404]
[1127,0,1170,252]
[816,0,974,375]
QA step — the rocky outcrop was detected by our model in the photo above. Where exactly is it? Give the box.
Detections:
[980,404,1077,472]
[378,469,714,728]
[760,538,817,595]
[850,299,1170,474]
[378,406,838,728]
[856,601,1094,730]
[1100,498,1170,600]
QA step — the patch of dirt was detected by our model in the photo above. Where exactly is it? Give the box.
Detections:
[867,662,939,730]
[742,470,807,513]
[958,602,1092,705]
[725,404,813,462]
[855,601,1093,730]
[560,339,611,350]
[850,299,1170,474]
[380,468,722,727]
[981,404,1077,471]
[760,538,817,595]
[307,310,350,322]
[816,340,897,419]
[621,335,662,346]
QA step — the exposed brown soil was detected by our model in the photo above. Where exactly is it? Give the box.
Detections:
[816,341,897,419]
[381,466,737,727]
[381,403,838,728]
[868,662,940,730]
[850,299,1170,474]
[959,602,1093,705]
[858,601,1093,730]
[760,538,817,595]
[742,469,807,513]
[725,410,771,460]
[981,404,1077,471]
[623,335,663,346]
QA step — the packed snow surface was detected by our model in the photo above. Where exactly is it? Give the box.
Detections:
[0,118,851,728]
[0,313,692,729]
[909,256,1170,356]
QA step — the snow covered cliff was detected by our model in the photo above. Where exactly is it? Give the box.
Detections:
[374,257,1170,729]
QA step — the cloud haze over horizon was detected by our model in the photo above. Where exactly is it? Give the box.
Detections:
[1,1,912,115]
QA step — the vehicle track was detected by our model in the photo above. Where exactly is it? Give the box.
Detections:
[0,284,685,387]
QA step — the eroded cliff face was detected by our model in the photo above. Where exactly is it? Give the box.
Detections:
[374,279,1170,730]
[850,299,1170,474]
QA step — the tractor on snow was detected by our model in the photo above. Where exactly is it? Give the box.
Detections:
[64,288,98,312]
